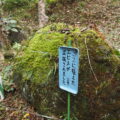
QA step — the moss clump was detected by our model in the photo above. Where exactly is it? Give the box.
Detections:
[14,23,120,120]
[15,23,102,84]
[16,23,72,84]
[46,0,57,4]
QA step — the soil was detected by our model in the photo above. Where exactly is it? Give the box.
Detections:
[48,0,120,49]
[0,91,43,120]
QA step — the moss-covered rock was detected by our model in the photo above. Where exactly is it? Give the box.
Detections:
[14,23,120,120]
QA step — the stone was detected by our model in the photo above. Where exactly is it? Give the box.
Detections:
[14,23,120,120]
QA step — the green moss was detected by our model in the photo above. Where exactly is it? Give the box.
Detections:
[15,23,114,85]
[16,23,69,83]
[14,23,120,119]
[45,0,57,4]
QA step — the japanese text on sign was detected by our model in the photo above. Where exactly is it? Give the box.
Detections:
[59,47,79,94]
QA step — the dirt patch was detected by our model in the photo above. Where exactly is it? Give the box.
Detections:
[0,91,44,120]
[48,0,120,49]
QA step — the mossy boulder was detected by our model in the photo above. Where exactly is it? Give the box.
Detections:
[14,23,120,120]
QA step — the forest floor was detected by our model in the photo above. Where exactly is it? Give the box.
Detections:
[0,0,120,120]
[0,91,44,120]
[49,0,120,49]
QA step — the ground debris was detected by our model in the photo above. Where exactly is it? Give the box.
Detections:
[0,91,43,120]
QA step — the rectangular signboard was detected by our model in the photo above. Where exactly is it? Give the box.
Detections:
[59,46,79,94]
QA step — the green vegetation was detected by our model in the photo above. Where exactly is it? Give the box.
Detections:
[15,23,103,84]
[46,0,57,4]
[3,0,38,11]
[1,64,14,92]
[15,23,69,83]
[0,0,120,119]
[2,1,37,25]
[1,18,19,33]
[13,23,120,119]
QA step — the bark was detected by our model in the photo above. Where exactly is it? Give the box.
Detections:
[38,0,48,28]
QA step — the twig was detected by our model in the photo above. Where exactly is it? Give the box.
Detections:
[0,104,62,120]
[84,37,98,82]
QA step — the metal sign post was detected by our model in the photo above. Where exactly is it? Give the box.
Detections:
[59,40,79,120]
[68,40,71,120]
